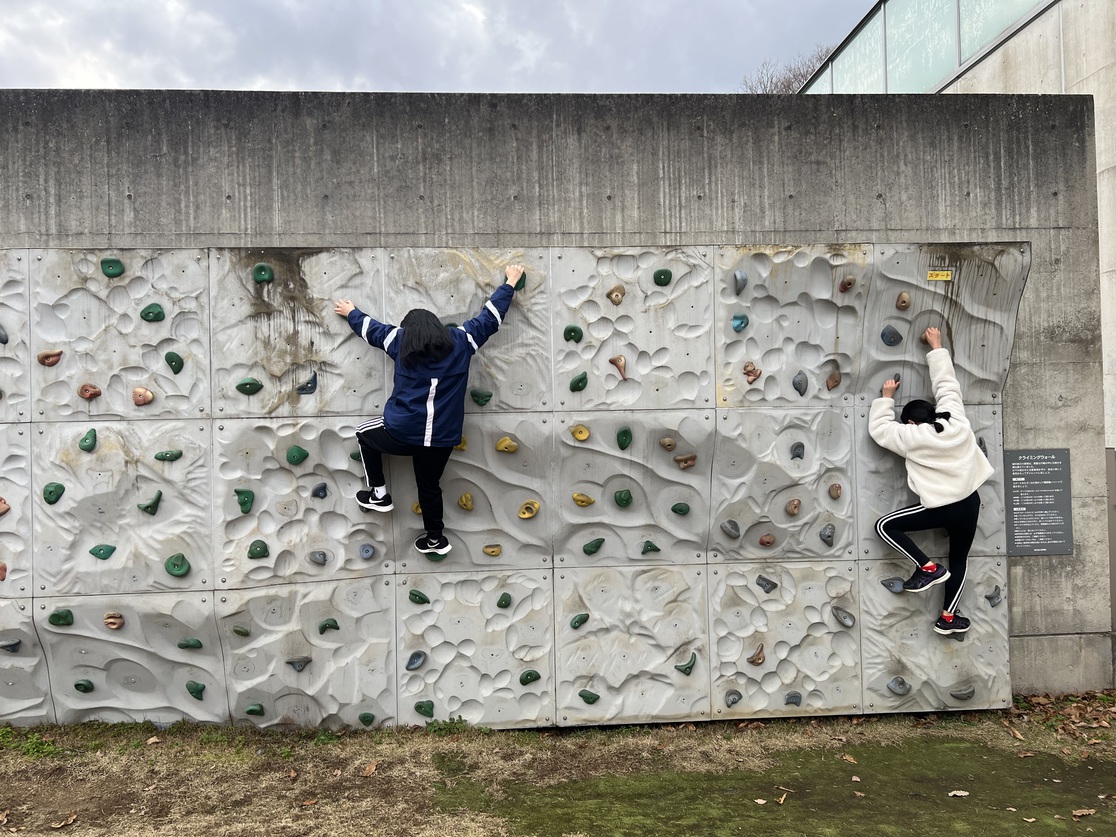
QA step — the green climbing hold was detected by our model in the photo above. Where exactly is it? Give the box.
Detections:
[74,679,95,693]
[653,268,672,286]
[137,491,162,515]
[177,637,203,649]
[234,488,254,514]
[358,712,376,727]
[583,537,605,555]
[245,704,265,717]
[165,351,184,374]
[100,257,125,278]
[185,680,205,700]
[140,303,165,322]
[247,540,269,559]
[164,553,190,577]
[614,489,633,508]
[79,429,97,452]
[617,426,632,450]
[671,503,690,515]
[318,617,340,634]
[48,609,74,627]
[89,544,116,560]
[43,482,66,505]
[674,652,697,676]
[414,700,435,718]
[236,377,263,395]
[286,445,309,465]
[252,263,274,283]
[154,450,183,462]
[519,669,541,685]
[641,541,660,554]
[497,592,512,609]
[578,689,600,705]
[570,613,589,629]
[470,389,493,406]
[408,589,431,605]
[350,450,362,461]
[563,325,583,343]
[232,624,251,637]
[570,371,588,392]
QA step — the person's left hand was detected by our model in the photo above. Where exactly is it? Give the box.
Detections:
[881,378,900,398]
[504,264,525,286]
[334,299,355,317]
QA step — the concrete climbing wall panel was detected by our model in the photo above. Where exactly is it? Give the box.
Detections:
[0,597,55,725]
[709,562,861,719]
[216,579,396,729]
[33,420,213,596]
[554,248,715,411]
[0,250,30,422]
[397,570,553,729]
[554,565,711,726]
[0,422,32,597]
[37,591,226,724]
[29,249,211,420]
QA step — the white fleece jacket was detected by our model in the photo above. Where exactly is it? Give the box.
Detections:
[868,347,994,509]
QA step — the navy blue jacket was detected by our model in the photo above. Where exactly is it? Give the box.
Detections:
[346,283,514,446]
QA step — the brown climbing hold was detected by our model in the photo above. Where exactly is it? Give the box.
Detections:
[483,544,502,557]
[839,276,856,292]
[785,498,801,517]
[570,424,591,441]
[458,493,473,511]
[825,370,842,391]
[103,612,125,630]
[495,436,519,453]
[747,644,765,666]
[759,533,776,547]
[606,284,625,305]
[829,483,842,500]
[0,561,6,581]
[411,501,422,515]
[37,349,63,367]
[78,383,102,400]
[743,362,762,384]
[0,497,8,517]
[896,291,911,310]
[572,492,596,507]
[673,453,697,470]
[518,499,540,519]
[609,355,627,380]
[659,437,677,452]
[132,387,154,406]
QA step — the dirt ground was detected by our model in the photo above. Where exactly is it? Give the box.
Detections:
[1,691,1114,836]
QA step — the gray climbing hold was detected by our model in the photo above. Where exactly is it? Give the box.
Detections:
[755,575,778,594]
[0,323,7,344]
[306,550,329,566]
[790,441,804,460]
[785,691,802,707]
[733,270,748,295]
[296,371,318,395]
[881,325,903,347]
[359,543,376,560]
[819,523,836,547]
[311,482,328,499]
[232,623,251,637]
[977,436,988,456]
[791,370,807,396]
[286,656,312,672]
[0,638,21,654]
[406,650,426,671]
[832,606,855,628]
[881,577,906,594]
[887,676,911,696]
[720,519,741,539]
[950,685,976,701]
[725,689,742,708]
[985,585,1002,607]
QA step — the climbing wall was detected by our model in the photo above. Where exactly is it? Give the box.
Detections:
[0,244,1029,728]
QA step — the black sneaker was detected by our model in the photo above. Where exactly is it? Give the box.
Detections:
[903,564,950,592]
[415,533,452,556]
[934,612,971,635]
[356,490,393,512]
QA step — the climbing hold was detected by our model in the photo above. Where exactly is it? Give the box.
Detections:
[137,490,162,515]
[519,669,540,685]
[743,362,762,384]
[733,270,748,294]
[406,651,426,671]
[414,700,434,718]
[675,652,697,676]
[178,637,203,649]
[43,482,65,505]
[641,541,660,554]
[48,609,74,626]
[0,639,22,654]
[790,441,804,460]
[950,685,976,701]
[758,533,776,547]
[671,502,690,515]
[497,592,512,609]
[756,575,778,594]
[572,493,595,507]
[569,372,588,392]
[785,691,802,707]
[79,429,97,452]
[408,589,430,605]
[140,303,165,322]
[839,276,855,292]
[726,689,742,708]
[452,493,473,514]
[653,268,672,286]
[235,489,254,514]
[0,501,7,519]
[977,437,988,456]
[731,313,749,332]
[483,544,502,557]
[659,437,677,452]
[985,585,1002,607]
[37,349,63,366]
[100,257,125,278]
[896,291,911,311]
[784,498,801,517]
[881,325,903,347]
[570,613,589,629]
[411,501,423,515]
[495,436,519,453]
[570,424,591,441]
[747,644,765,666]
[454,438,467,451]
[89,544,116,560]
[881,576,905,593]
[246,704,265,717]
[512,269,527,291]
[563,325,583,343]
[887,676,911,696]
[103,612,125,630]
[350,449,362,460]
[78,383,101,400]
[470,389,493,406]
[614,489,633,507]
[615,426,633,450]
[286,656,312,672]
[358,712,376,726]
[791,371,808,396]
[236,377,263,395]
[578,689,600,704]
[154,450,183,461]
[74,679,95,693]
[232,624,251,637]
[164,553,190,577]
[286,445,309,465]
[0,324,5,344]
[825,370,842,391]
[720,519,740,539]
[165,352,184,374]
[674,453,697,470]
[818,522,836,547]
[583,537,605,555]
[132,386,154,406]
[252,263,274,283]
[311,482,328,499]
[609,355,627,381]
[186,681,205,700]
[296,371,318,395]
[831,606,855,628]
[318,617,340,634]
[828,483,842,500]
[306,550,328,566]
[518,499,540,519]
[606,284,625,305]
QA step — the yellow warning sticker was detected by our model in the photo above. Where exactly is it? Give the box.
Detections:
[927,270,953,281]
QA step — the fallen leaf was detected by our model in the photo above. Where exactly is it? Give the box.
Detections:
[333,769,342,778]
[776,786,796,793]
[289,769,298,781]
[146,735,160,745]
[1007,807,1018,812]
[842,754,858,764]
[851,775,861,782]
[143,784,156,792]
[1017,752,1034,758]
[0,811,7,826]
[300,800,317,807]
[1023,818,1036,823]
[776,793,787,805]
[1072,809,1096,818]
[50,814,77,829]
[948,790,970,798]
[754,799,766,805]
[1055,815,1066,820]
[853,791,865,798]
[363,760,380,777]
[1003,721,1025,741]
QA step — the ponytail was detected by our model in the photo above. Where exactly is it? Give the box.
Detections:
[900,400,952,433]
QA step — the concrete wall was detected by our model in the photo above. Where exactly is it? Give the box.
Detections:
[0,91,1106,714]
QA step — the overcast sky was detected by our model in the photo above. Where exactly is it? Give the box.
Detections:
[0,0,872,93]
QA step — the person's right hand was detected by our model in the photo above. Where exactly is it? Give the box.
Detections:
[504,264,525,286]
[882,378,900,398]
[334,299,355,317]
[923,326,942,349]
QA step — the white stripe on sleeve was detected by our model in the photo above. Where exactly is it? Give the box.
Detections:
[360,317,372,342]
[484,300,503,326]
[383,327,401,351]
[458,326,479,352]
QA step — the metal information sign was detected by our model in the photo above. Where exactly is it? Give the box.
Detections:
[1005,449,1073,556]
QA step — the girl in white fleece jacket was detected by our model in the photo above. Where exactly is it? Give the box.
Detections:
[869,327,994,635]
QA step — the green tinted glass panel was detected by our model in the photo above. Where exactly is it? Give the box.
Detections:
[886,0,959,93]
[802,64,831,95]
[832,9,885,93]
[960,0,1039,61]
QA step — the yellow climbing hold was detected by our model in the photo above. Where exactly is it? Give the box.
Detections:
[570,424,590,441]
[496,436,519,453]
[572,492,596,507]
[412,501,422,515]
[454,437,467,451]
[458,493,473,511]
[518,499,540,519]
[483,544,502,556]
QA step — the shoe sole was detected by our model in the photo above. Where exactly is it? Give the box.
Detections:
[933,624,970,635]
[415,543,452,556]
[904,570,951,592]
[357,500,394,512]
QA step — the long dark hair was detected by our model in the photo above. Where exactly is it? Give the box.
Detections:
[399,308,453,367]
[900,399,952,433]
